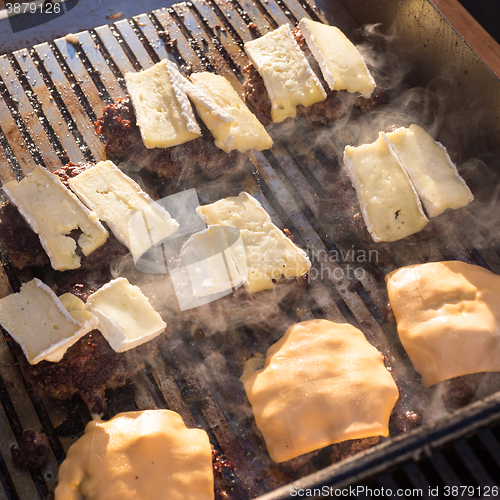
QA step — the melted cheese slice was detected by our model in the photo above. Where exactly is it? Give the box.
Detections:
[0,279,97,364]
[244,24,326,123]
[86,277,166,353]
[299,18,375,98]
[242,320,399,463]
[125,59,201,149]
[196,192,311,293]
[344,133,428,242]
[385,125,474,217]
[68,160,179,258]
[54,410,214,500]
[386,261,500,387]
[189,72,273,153]
[3,166,109,271]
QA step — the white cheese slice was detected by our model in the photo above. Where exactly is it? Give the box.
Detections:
[181,225,247,296]
[188,72,273,153]
[0,279,96,364]
[196,192,311,293]
[385,125,474,217]
[344,133,428,242]
[68,160,179,259]
[125,59,201,149]
[299,18,375,99]
[86,277,167,353]
[179,73,235,124]
[3,166,109,271]
[244,24,326,123]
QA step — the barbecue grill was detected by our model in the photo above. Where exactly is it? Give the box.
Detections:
[0,0,500,498]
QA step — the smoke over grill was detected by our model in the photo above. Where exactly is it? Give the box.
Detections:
[0,0,500,498]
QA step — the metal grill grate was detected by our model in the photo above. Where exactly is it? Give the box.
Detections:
[0,0,499,498]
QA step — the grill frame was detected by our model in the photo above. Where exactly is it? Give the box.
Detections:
[0,0,499,498]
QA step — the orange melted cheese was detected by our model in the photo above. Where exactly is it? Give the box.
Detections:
[241,320,399,463]
[386,261,500,387]
[55,410,214,500]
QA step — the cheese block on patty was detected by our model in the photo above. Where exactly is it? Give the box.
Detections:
[125,59,201,149]
[0,279,98,364]
[299,18,375,98]
[188,72,273,153]
[244,24,326,123]
[242,320,399,462]
[386,261,500,387]
[196,192,311,293]
[86,277,166,353]
[344,133,428,242]
[385,125,474,217]
[55,410,214,500]
[68,160,179,258]
[3,166,109,271]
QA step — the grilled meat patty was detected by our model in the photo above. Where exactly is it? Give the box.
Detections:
[95,98,244,181]
[242,27,388,126]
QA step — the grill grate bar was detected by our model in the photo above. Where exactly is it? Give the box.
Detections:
[249,150,404,358]
[53,39,112,113]
[230,0,277,34]
[262,142,389,312]
[477,428,500,470]
[170,5,218,73]
[0,391,38,500]
[114,19,156,70]
[134,14,172,62]
[161,332,263,497]
[0,338,59,494]
[461,216,500,272]
[5,54,67,167]
[0,55,61,170]
[146,356,198,427]
[209,0,259,44]
[453,440,498,486]
[427,450,463,486]
[175,4,234,73]
[0,465,10,500]
[152,9,206,70]
[402,462,433,498]
[376,472,401,491]
[130,369,162,410]
[93,25,137,76]
[299,0,329,23]
[274,0,311,24]
[46,41,102,138]
[0,63,50,174]
[107,25,144,72]
[273,131,434,278]
[240,0,291,28]
[31,43,102,162]
[130,17,163,65]
[77,31,127,103]
[0,133,19,185]
[189,0,252,73]
[467,212,500,261]
[11,50,83,165]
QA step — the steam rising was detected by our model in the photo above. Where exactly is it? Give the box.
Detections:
[85,19,500,491]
